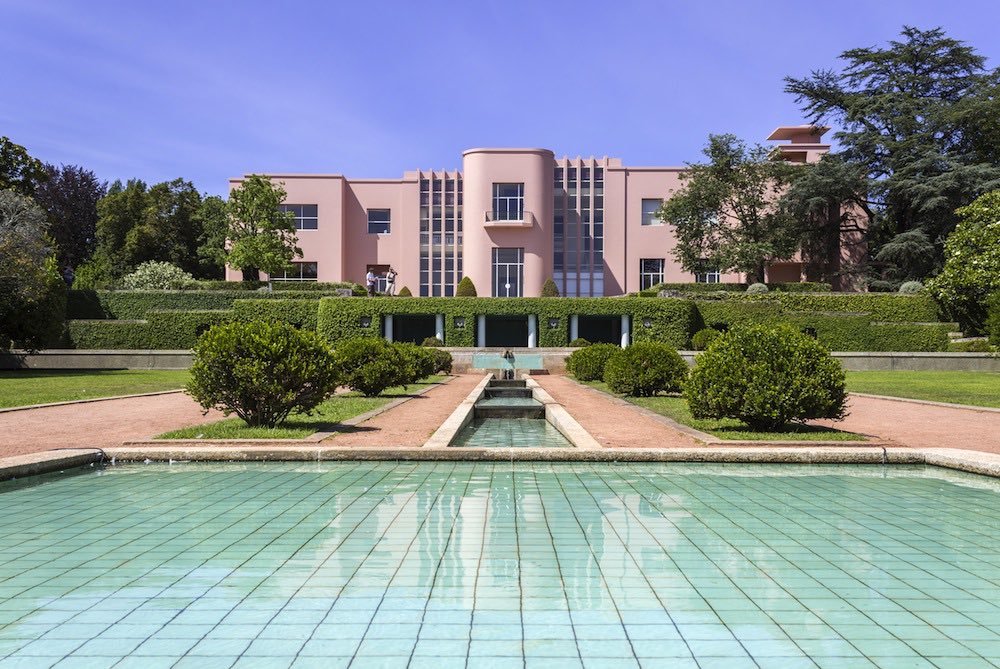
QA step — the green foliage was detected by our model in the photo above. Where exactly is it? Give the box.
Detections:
[231,299,318,330]
[66,289,346,320]
[604,342,688,397]
[566,343,620,382]
[120,261,197,290]
[333,337,408,397]
[317,297,697,348]
[67,310,231,349]
[33,163,106,272]
[541,278,560,297]
[988,293,1000,347]
[659,134,801,284]
[685,324,848,430]
[639,282,832,296]
[186,321,339,427]
[0,190,66,350]
[71,255,113,290]
[746,283,768,294]
[397,286,413,297]
[395,342,437,385]
[429,348,453,374]
[225,175,300,281]
[0,136,47,196]
[785,27,1000,279]
[691,328,721,351]
[898,281,924,294]
[420,336,443,347]
[875,230,936,282]
[568,338,591,347]
[927,190,1000,334]
[455,276,477,297]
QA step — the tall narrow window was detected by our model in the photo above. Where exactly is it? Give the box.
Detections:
[279,204,318,230]
[641,199,663,226]
[639,258,665,290]
[367,209,390,234]
[492,183,524,221]
[492,248,524,297]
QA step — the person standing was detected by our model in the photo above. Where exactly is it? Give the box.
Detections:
[385,267,397,296]
[365,268,376,297]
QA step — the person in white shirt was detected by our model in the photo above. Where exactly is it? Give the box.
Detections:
[365,269,376,297]
[385,267,397,295]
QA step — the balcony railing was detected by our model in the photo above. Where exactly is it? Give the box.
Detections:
[484,210,535,227]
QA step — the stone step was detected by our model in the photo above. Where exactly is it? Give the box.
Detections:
[474,405,546,420]
[485,387,534,399]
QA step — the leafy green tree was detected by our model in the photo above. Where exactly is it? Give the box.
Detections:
[785,26,1000,279]
[195,195,228,278]
[0,137,47,197]
[226,175,300,282]
[0,190,66,349]
[659,134,800,284]
[33,164,106,275]
[93,179,149,280]
[927,190,1000,333]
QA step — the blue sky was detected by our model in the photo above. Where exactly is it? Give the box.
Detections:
[2,0,998,196]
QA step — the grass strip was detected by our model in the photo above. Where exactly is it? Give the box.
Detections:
[0,370,190,409]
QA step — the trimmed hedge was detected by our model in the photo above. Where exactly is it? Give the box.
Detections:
[67,311,231,349]
[987,292,1000,347]
[231,299,318,331]
[639,281,832,296]
[316,297,698,348]
[694,293,939,322]
[67,289,353,320]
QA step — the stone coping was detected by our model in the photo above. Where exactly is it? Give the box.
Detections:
[422,374,492,448]
[2,446,998,481]
[0,389,185,414]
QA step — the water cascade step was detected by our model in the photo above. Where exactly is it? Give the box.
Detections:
[473,379,544,419]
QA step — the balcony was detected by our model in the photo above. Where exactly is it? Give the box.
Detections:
[484,210,535,228]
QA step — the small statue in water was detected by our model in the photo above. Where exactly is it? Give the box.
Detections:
[502,349,515,380]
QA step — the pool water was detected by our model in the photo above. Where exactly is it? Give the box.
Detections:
[452,418,572,448]
[0,462,998,669]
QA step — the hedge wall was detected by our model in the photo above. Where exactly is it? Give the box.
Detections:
[67,310,231,349]
[691,293,940,323]
[317,297,699,348]
[638,281,832,296]
[231,299,319,331]
[67,290,353,320]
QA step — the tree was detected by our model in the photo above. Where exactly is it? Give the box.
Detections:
[33,164,106,275]
[225,175,300,282]
[927,190,1000,333]
[92,179,149,280]
[659,134,800,284]
[0,190,66,349]
[0,137,47,197]
[195,195,228,278]
[785,26,1000,279]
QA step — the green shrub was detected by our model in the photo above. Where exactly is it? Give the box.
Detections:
[394,342,437,385]
[334,337,408,397]
[421,336,443,347]
[638,282,831,296]
[186,321,340,427]
[67,310,231,349]
[691,328,721,351]
[566,343,620,381]
[66,289,347,321]
[987,293,1000,347]
[949,339,993,352]
[898,281,924,294]
[397,286,413,297]
[746,283,769,294]
[684,324,847,431]
[231,299,318,330]
[603,342,688,397]
[120,261,197,290]
[568,338,591,347]
[455,276,477,297]
[541,278,560,297]
[429,348,453,374]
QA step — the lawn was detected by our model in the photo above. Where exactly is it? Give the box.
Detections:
[0,369,190,409]
[159,376,446,439]
[845,370,1000,408]
[585,381,864,441]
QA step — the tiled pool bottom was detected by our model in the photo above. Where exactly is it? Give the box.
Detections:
[451,418,572,448]
[0,464,999,669]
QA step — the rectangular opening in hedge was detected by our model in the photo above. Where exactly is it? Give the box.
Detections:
[485,316,528,347]
[578,316,622,345]
[391,314,436,344]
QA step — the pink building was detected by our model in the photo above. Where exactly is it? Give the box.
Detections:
[227,125,855,295]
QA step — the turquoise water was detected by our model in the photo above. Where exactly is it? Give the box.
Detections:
[452,419,571,448]
[0,462,999,668]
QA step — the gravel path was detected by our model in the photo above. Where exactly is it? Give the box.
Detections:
[326,374,486,447]
[0,392,221,458]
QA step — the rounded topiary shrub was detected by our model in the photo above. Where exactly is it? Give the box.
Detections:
[541,278,560,297]
[455,276,477,297]
[566,343,620,382]
[186,321,340,427]
[691,328,721,351]
[898,280,924,294]
[334,337,408,397]
[568,338,591,347]
[421,336,443,347]
[603,342,688,397]
[397,286,413,296]
[394,342,437,385]
[121,261,197,290]
[430,348,453,374]
[684,324,847,431]
[746,282,769,294]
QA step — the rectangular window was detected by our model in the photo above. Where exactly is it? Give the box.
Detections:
[492,183,524,221]
[271,261,318,282]
[640,258,665,290]
[492,247,524,297]
[367,209,390,234]
[641,199,664,226]
[695,261,721,284]
[279,204,318,230]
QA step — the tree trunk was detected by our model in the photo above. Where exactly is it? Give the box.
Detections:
[241,267,260,282]
[752,263,766,284]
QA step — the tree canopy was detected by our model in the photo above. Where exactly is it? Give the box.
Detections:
[33,163,106,274]
[784,26,1000,282]
[225,175,300,282]
[0,137,47,197]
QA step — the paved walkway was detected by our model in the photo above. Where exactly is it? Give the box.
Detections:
[531,376,701,448]
[815,395,1000,454]
[327,374,486,447]
[0,392,221,458]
